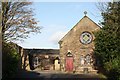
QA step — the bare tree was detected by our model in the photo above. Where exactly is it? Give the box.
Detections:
[0,2,2,34]
[96,2,108,13]
[2,1,41,42]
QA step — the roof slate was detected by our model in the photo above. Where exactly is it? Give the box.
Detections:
[24,49,59,55]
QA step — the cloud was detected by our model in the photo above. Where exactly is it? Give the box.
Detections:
[49,31,67,44]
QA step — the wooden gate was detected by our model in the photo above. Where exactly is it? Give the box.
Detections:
[65,56,73,71]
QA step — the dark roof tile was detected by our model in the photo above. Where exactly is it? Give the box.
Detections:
[24,49,59,54]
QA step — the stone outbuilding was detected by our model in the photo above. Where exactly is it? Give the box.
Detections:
[26,49,60,71]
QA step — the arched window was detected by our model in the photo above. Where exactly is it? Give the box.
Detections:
[34,57,38,66]
[85,54,91,65]
[80,55,85,65]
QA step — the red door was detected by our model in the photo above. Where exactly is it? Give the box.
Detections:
[65,57,73,71]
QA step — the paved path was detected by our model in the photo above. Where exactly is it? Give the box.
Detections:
[11,69,105,80]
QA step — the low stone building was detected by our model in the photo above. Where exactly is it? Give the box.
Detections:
[25,49,60,71]
[58,14,100,73]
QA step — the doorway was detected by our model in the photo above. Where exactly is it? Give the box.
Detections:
[65,52,73,72]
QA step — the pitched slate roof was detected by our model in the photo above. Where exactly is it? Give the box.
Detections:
[24,49,59,55]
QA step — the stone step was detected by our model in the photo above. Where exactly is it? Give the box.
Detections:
[75,69,98,74]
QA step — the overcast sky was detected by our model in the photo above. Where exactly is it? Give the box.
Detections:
[18,2,103,49]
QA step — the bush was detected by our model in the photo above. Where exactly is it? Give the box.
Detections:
[104,57,120,80]
[2,42,20,79]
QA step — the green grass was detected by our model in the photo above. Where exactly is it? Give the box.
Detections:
[98,73,107,79]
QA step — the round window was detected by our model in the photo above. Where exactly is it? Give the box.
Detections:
[80,32,92,44]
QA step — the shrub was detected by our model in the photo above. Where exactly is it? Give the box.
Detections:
[2,42,20,79]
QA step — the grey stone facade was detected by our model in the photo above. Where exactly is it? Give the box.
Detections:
[59,16,100,73]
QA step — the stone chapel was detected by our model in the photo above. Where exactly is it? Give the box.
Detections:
[58,12,100,73]
[16,12,101,74]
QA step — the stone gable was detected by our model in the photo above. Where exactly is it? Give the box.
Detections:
[59,15,100,73]
[59,16,100,43]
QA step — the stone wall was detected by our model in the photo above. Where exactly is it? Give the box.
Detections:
[32,54,60,71]
[22,49,30,70]
[15,44,30,71]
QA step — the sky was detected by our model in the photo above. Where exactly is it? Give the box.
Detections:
[18,2,103,49]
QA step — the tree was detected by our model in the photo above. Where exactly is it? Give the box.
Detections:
[2,1,41,42]
[1,1,41,79]
[94,2,120,80]
[0,2,2,33]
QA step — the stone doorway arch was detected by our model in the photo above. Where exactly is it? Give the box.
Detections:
[54,57,60,71]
